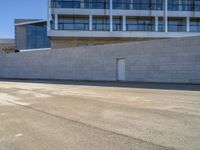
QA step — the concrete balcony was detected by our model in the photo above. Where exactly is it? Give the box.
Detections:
[50,8,200,18]
[48,30,200,38]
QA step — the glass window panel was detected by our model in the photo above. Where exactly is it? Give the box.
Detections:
[26,23,50,49]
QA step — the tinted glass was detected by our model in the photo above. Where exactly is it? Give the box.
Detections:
[26,23,51,49]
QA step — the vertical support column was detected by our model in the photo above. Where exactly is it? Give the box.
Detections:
[122,16,126,31]
[155,16,159,32]
[164,0,168,32]
[55,13,58,30]
[47,0,51,31]
[89,15,93,31]
[110,0,113,32]
[186,17,190,32]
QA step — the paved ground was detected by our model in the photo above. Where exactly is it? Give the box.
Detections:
[0,80,200,150]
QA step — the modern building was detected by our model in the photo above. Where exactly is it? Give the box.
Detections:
[48,0,200,48]
[15,19,51,50]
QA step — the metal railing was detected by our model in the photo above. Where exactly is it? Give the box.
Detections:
[168,4,200,11]
[93,23,110,31]
[58,23,89,30]
[126,24,155,31]
[168,24,187,32]
[51,0,200,11]
[190,25,200,32]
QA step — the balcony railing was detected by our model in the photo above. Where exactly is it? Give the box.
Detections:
[190,25,200,32]
[126,24,155,31]
[168,24,187,32]
[159,24,187,32]
[51,0,200,11]
[58,23,89,30]
[93,23,110,31]
[168,4,200,11]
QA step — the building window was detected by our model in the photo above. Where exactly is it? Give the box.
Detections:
[158,17,187,32]
[188,0,200,11]
[168,0,188,11]
[50,0,200,11]
[194,0,200,11]
[128,0,163,10]
[168,18,186,32]
[190,18,200,32]
[113,17,123,31]
[113,0,124,9]
[26,23,50,49]
[122,0,131,9]
[133,0,151,10]
[168,0,200,11]
[58,15,89,30]
[156,0,163,10]
[85,0,109,9]
[126,17,155,31]
[51,0,81,8]
[93,16,110,31]
[158,17,164,32]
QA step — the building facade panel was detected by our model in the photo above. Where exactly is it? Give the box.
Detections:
[15,19,51,50]
[15,25,27,50]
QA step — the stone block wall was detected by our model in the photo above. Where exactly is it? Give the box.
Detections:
[0,36,200,83]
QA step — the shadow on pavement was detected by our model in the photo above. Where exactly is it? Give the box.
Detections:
[0,78,200,91]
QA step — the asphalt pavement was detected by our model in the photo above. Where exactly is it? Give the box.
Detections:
[0,80,200,150]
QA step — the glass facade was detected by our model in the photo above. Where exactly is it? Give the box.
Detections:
[190,18,200,31]
[126,17,155,31]
[85,0,109,9]
[58,15,89,30]
[93,16,110,31]
[51,0,81,8]
[168,18,186,32]
[49,0,200,33]
[52,15,200,32]
[158,17,187,32]
[158,17,164,31]
[26,23,51,49]
[131,0,163,10]
[168,0,200,11]
[51,0,200,11]
[113,17,123,31]
[54,15,122,31]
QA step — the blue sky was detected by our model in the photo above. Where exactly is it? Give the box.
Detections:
[0,0,47,38]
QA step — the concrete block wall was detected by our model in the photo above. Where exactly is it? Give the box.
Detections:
[0,36,200,83]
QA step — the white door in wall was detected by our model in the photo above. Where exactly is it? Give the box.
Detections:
[117,59,126,81]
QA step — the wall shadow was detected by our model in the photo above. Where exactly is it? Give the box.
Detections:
[0,78,200,92]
